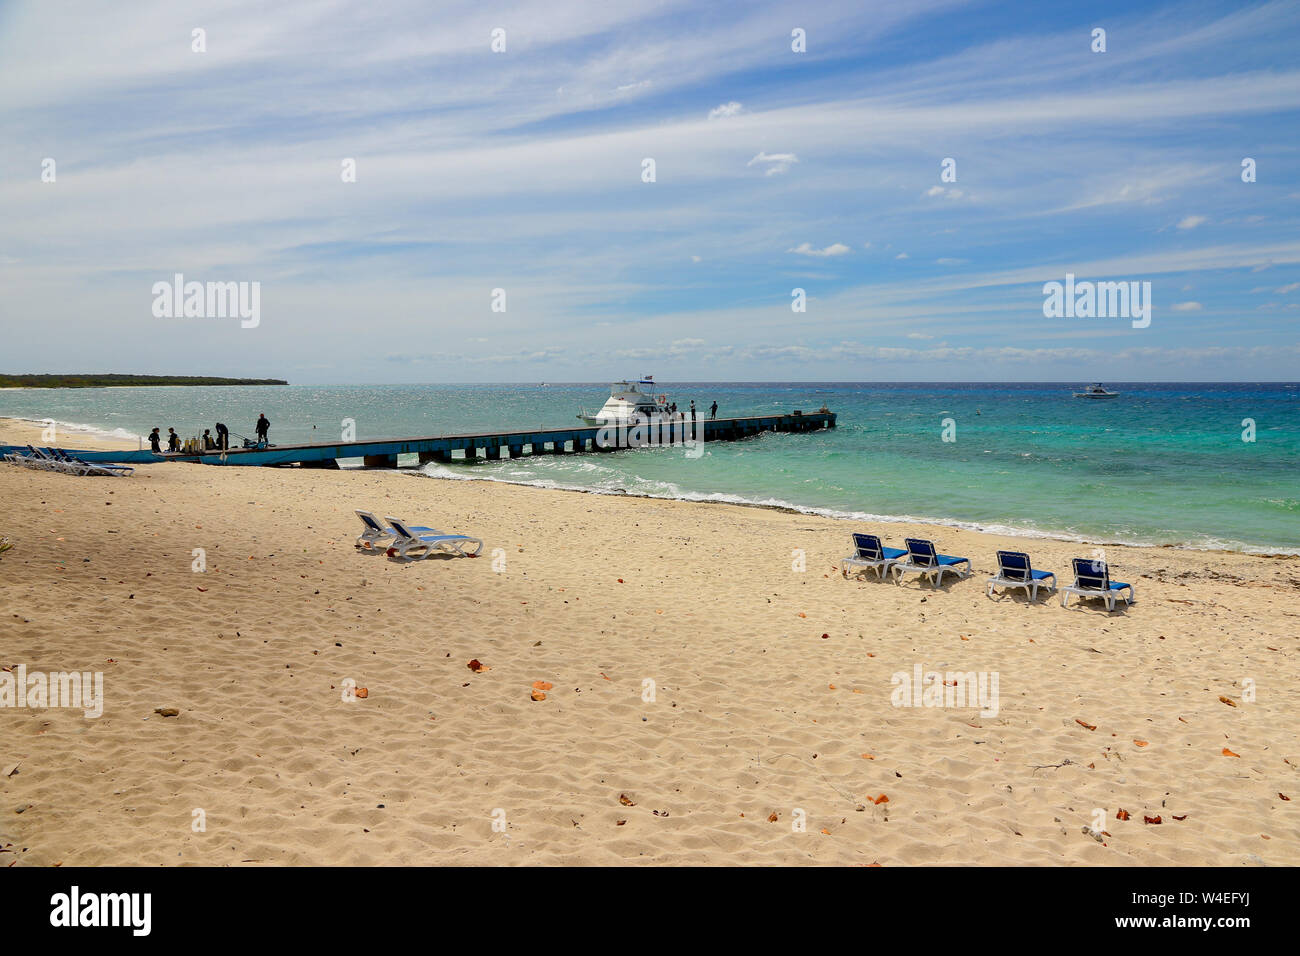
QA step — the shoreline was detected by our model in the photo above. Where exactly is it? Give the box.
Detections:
[4,415,1295,558]
[407,467,1300,559]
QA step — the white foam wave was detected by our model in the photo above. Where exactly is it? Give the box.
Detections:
[4,416,142,444]
[408,461,1299,555]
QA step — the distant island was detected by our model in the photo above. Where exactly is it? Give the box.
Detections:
[0,374,288,388]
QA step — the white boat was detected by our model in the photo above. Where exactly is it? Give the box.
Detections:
[1073,383,1119,399]
[578,376,670,425]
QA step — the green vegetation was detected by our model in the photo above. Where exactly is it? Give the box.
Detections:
[0,374,288,388]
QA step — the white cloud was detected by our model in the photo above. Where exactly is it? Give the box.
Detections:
[615,80,652,93]
[1177,215,1207,230]
[895,252,909,259]
[1277,282,1300,293]
[936,257,967,265]
[906,332,934,339]
[788,242,850,257]
[691,255,702,263]
[708,101,743,119]
[747,151,799,176]
[1170,301,1202,311]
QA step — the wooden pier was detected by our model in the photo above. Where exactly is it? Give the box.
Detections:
[6,411,836,467]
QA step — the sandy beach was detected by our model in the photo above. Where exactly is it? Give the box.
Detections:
[1,416,1297,866]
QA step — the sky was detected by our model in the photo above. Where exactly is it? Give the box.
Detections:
[1,0,1298,383]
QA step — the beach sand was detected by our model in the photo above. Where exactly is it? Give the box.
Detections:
[1,416,1297,865]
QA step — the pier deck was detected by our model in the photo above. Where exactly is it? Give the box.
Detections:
[5,411,835,467]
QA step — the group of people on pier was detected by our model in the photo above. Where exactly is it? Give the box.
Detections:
[148,414,270,454]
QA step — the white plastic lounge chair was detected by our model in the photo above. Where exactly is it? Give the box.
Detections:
[987,550,1057,602]
[3,448,39,470]
[1060,558,1135,611]
[353,510,438,550]
[383,515,483,559]
[842,533,908,581]
[24,445,65,472]
[47,448,88,473]
[892,537,972,587]
[50,448,132,476]
[21,445,87,474]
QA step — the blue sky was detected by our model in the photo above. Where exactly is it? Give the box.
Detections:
[1,0,1298,382]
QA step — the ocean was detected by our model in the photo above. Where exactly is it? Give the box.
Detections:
[3,381,1297,554]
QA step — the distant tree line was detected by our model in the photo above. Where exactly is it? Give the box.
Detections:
[0,374,288,388]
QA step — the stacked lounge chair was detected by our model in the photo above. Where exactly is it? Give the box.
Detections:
[3,446,132,476]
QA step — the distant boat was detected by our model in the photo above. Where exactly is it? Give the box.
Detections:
[1073,383,1119,399]
[578,376,670,425]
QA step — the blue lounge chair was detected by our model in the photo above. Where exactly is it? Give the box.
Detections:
[986,550,1057,602]
[842,533,907,580]
[383,515,483,559]
[892,538,972,586]
[1061,558,1134,610]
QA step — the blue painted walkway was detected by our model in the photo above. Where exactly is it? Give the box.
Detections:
[2,411,835,467]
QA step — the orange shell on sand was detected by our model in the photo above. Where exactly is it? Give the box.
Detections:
[532,681,553,690]
[355,688,368,699]
[530,689,546,701]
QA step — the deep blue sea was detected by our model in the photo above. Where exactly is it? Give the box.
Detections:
[3,382,1297,553]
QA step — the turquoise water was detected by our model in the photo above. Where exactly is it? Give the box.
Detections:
[3,382,1297,553]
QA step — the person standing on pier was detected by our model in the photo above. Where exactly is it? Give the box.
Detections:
[167,427,180,452]
[710,401,718,420]
[255,413,270,445]
[689,400,697,420]
[215,422,229,450]
[148,428,161,453]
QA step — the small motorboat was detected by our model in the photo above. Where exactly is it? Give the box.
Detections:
[1073,383,1119,399]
